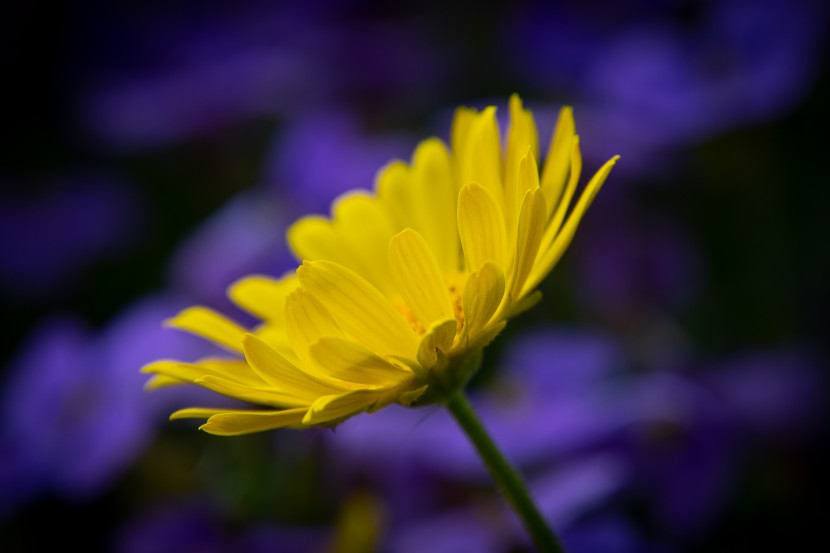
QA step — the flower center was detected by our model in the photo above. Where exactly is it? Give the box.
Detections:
[446,272,466,335]
[394,272,468,336]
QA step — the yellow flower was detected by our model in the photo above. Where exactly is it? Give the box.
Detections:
[142,95,618,435]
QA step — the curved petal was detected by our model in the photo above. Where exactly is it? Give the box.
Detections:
[310,337,412,387]
[526,156,619,294]
[545,136,582,243]
[330,192,398,295]
[417,317,458,368]
[297,260,418,358]
[228,273,297,324]
[389,229,455,328]
[504,95,539,232]
[200,408,308,435]
[164,306,247,353]
[284,287,344,369]
[141,358,266,387]
[195,375,311,408]
[143,374,186,390]
[506,186,547,307]
[461,261,505,345]
[540,105,575,215]
[242,333,352,394]
[288,215,358,266]
[303,387,400,425]
[458,183,507,273]
[376,161,415,229]
[460,106,504,206]
[411,139,459,272]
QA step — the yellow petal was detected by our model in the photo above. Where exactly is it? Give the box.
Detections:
[143,374,185,390]
[505,148,541,247]
[303,388,399,425]
[517,149,542,210]
[289,194,397,297]
[461,261,505,344]
[506,187,547,307]
[417,317,457,368]
[389,229,455,328]
[526,156,619,294]
[540,106,575,217]
[228,273,297,323]
[468,320,507,351]
[288,215,357,266]
[297,260,418,358]
[458,183,507,273]
[451,106,477,179]
[165,306,247,353]
[141,358,266,387]
[283,287,344,369]
[547,136,582,240]
[410,139,459,272]
[399,385,429,406]
[330,192,398,295]
[253,323,297,363]
[506,290,543,319]
[504,95,539,233]
[460,107,504,206]
[200,408,308,435]
[170,407,231,420]
[242,333,350,394]
[310,337,412,386]
[375,160,415,229]
[196,375,310,408]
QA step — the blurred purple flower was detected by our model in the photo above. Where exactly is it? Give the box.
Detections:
[614,347,824,535]
[326,330,633,548]
[0,174,142,299]
[80,6,313,149]
[167,192,296,315]
[506,0,827,173]
[0,294,220,512]
[115,501,326,553]
[79,4,450,150]
[561,515,670,553]
[703,349,825,441]
[390,456,630,553]
[574,206,702,320]
[85,49,310,149]
[262,110,414,214]
[616,373,741,535]
[326,327,825,546]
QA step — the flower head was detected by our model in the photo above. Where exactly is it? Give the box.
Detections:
[143,95,618,435]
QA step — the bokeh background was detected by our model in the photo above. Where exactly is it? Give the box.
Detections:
[1,1,828,551]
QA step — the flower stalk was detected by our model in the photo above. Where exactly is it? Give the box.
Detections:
[446,391,566,553]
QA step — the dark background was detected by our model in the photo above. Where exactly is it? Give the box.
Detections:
[1,1,828,551]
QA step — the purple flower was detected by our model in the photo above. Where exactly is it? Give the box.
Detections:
[0,294,217,511]
[703,349,825,441]
[326,327,825,545]
[0,174,142,299]
[389,456,630,553]
[613,347,824,536]
[80,6,314,149]
[573,206,702,320]
[505,0,828,174]
[324,329,632,546]
[261,109,415,215]
[167,192,296,316]
[79,4,451,150]
[616,373,742,535]
[114,501,326,553]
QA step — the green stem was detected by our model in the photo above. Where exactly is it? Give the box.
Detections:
[446,391,566,553]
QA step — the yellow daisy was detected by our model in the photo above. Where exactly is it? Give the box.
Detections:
[143,95,618,435]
